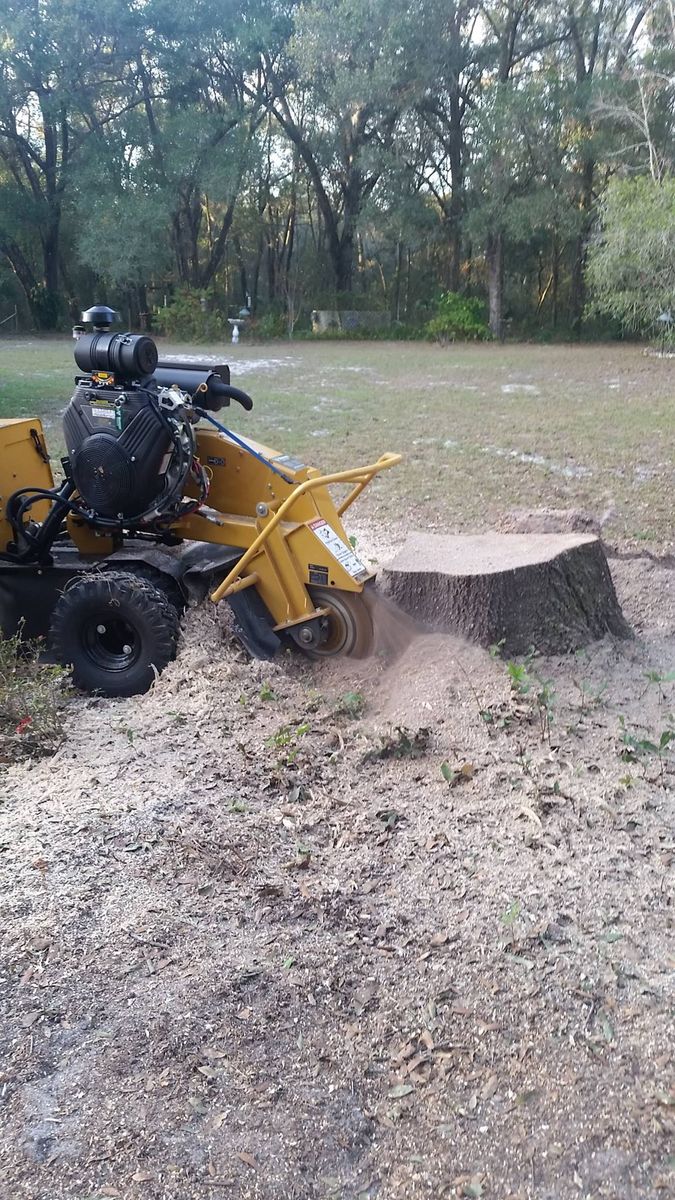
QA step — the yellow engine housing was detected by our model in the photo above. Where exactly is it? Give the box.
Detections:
[0,419,54,553]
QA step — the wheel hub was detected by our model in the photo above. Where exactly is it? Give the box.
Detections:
[83,616,140,672]
[288,618,323,651]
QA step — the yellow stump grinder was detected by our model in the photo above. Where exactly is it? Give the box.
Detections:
[0,307,400,696]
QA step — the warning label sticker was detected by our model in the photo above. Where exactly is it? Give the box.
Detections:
[308,519,369,579]
[85,404,116,425]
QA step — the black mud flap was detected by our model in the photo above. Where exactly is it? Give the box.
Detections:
[0,563,72,640]
[173,542,243,601]
[177,543,281,659]
[227,589,281,660]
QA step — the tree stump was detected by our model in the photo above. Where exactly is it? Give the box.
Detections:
[379,533,631,655]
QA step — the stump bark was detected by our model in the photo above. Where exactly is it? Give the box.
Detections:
[379,533,631,655]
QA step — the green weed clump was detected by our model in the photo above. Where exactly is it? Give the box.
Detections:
[500,646,556,742]
[0,632,68,759]
[426,291,490,343]
[335,690,366,719]
[154,289,228,342]
[249,311,288,340]
[618,715,674,785]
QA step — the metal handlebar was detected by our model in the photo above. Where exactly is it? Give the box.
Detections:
[210,452,402,602]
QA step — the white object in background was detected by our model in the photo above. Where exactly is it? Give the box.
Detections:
[232,322,240,344]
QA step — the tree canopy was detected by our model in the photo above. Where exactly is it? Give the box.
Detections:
[0,0,672,334]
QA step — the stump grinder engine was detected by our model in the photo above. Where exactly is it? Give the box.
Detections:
[0,306,400,695]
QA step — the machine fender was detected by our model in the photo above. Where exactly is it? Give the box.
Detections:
[0,564,71,640]
[226,588,281,660]
[0,542,245,643]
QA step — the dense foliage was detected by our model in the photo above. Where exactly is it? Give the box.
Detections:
[426,292,489,342]
[587,177,675,333]
[0,0,673,337]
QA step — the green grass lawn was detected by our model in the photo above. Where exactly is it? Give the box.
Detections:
[1,334,673,547]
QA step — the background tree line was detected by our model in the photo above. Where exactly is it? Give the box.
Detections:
[0,0,673,337]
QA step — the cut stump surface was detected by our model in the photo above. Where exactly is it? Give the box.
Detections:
[379,532,631,655]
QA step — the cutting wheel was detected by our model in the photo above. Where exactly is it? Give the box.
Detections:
[308,585,374,658]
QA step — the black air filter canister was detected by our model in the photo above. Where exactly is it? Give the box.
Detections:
[74,332,158,380]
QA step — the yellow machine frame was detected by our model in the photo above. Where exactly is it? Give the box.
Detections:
[0,418,54,549]
[1,414,399,640]
[64,423,401,634]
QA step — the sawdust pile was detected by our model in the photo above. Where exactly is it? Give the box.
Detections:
[0,557,673,1200]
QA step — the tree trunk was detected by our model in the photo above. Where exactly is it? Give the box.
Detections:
[393,239,403,321]
[448,221,462,294]
[172,211,191,287]
[126,285,148,328]
[405,248,411,318]
[0,237,39,318]
[552,233,559,329]
[335,228,355,294]
[570,236,586,335]
[13,210,63,331]
[267,238,276,302]
[251,233,263,313]
[447,91,464,293]
[43,233,59,294]
[570,158,595,335]
[487,230,503,338]
[379,532,631,655]
[198,199,237,290]
[284,185,296,283]
[232,237,248,306]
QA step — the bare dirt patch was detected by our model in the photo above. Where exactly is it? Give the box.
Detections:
[1,548,673,1200]
[2,329,675,1198]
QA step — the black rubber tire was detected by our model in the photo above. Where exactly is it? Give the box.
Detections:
[49,570,181,697]
[105,564,186,615]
